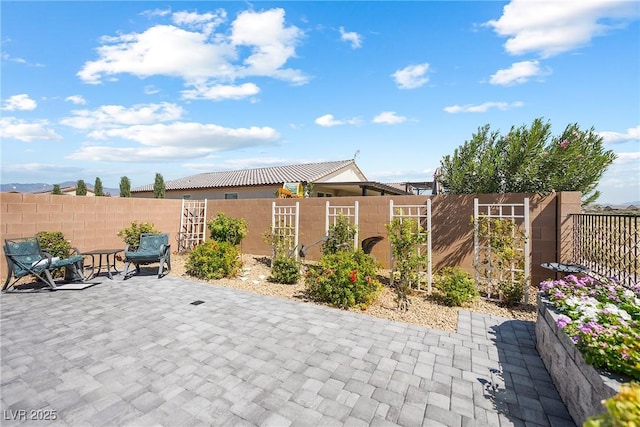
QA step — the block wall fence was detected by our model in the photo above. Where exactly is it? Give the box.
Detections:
[0,191,582,285]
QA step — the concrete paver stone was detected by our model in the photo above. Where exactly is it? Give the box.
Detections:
[0,275,576,426]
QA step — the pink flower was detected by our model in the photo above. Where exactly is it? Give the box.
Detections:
[556,315,572,329]
[560,139,570,149]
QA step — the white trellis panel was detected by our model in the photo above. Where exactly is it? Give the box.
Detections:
[389,199,432,293]
[325,201,359,250]
[178,199,207,253]
[473,198,531,303]
[271,201,300,261]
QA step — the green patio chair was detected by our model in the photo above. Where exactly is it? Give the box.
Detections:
[122,233,171,279]
[3,237,90,292]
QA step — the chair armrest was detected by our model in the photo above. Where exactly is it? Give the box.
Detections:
[160,244,171,255]
[33,252,54,269]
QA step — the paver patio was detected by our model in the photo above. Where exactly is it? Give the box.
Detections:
[0,274,575,426]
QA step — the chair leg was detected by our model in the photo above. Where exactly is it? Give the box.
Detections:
[42,269,58,290]
[2,272,12,292]
[122,261,132,280]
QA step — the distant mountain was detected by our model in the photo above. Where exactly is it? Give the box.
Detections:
[1,182,119,196]
[599,201,640,208]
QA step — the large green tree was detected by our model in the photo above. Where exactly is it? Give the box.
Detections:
[76,180,88,196]
[52,184,62,195]
[153,173,165,199]
[120,176,131,198]
[437,118,616,205]
[94,177,104,196]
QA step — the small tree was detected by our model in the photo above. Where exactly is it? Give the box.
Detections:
[52,184,62,195]
[76,180,87,196]
[94,177,104,196]
[120,176,131,198]
[437,118,616,205]
[153,173,165,199]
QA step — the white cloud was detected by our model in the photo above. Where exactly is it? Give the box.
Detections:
[60,102,184,129]
[144,85,160,95]
[1,52,44,67]
[140,8,171,18]
[2,94,37,111]
[315,114,361,127]
[182,82,260,101]
[172,10,226,37]
[230,8,306,83]
[65,95,87,105]
[87,122,280,147]
[598,125,640,144]
[486,0,639,58]
[0,117,62,141]
[372,111,407,125]
[78,7,308,95]
[67,145,214,162]
[444,101,524,113]
[69,122,280,162]
[339,27,362,49]
[597,152,640,203]
[392,63,430,89]
[613,151,640,164]
[1,162,83,175]
[489,60,550,86]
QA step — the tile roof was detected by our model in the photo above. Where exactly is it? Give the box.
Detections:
[132,160,359,192]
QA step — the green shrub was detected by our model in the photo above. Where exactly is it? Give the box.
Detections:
[434,267,478,307]
[322,214,357,255]
[386,217,429,312]
[185,241,241,280]
[269,256,301,284]
[262,226,295,260]
[498,277,525,306]
[36,231,72,258]
[207,212,248,245]
[584,383,640,427]
[117,221,160,247]
[36,231,73,278]
[305,250,382,309]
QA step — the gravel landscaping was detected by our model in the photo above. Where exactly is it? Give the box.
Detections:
[171,252,538,333]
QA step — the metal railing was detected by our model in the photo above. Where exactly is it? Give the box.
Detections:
[572,213,640,287]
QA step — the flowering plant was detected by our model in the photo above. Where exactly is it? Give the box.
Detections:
[539,275,640,380]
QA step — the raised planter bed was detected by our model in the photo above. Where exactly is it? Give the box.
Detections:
[535,294,625,426]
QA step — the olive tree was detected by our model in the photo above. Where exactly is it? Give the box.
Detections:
[437,118,616,205]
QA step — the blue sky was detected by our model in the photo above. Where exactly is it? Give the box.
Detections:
[1,1,639,204]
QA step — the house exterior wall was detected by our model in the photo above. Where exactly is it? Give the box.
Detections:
[1,191,580,286]
[134,186,280,200]
[319,168,364,183]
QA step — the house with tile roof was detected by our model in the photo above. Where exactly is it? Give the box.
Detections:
[131,159,411,199]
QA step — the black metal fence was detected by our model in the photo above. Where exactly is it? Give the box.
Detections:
[572,213,640,287]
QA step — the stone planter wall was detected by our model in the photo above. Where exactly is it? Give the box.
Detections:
[535,295,622,426]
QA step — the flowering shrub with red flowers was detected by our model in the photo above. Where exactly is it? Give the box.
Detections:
[305,250,382,309]
[539,275,640,380]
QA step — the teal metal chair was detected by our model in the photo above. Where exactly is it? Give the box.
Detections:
[122,233,171,279]
[3,237,88,292]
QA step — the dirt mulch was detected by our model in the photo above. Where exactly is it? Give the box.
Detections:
[172,253,537,334]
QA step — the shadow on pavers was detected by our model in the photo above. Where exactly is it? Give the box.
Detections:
[478,320,577,427]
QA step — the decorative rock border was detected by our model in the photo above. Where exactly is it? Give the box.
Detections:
[535,294,624,426]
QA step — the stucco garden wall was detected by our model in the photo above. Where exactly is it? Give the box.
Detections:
[1,192,581,283]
